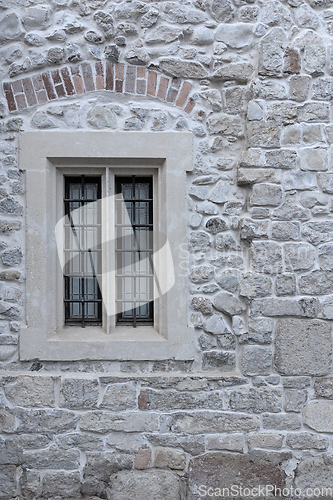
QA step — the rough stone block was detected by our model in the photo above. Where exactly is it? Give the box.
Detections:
[202,351,236,372]
[84,451,132,485]
[15,408,78,433]
[272,221,300,241]
[42,471,81,499]
[207,113,244,137]
[249,183,283,207]
[284,242,316,271]
[251,241,283,275]
[297,102,330,123]
[0,465,18,499]
[314,378,333,399]
[170,411,259,433]
[304,44,326,75]
[3,375,55,407]
[304,401,333,432]
[213,291,246,316]
[275,274,296,296]
[108,470,181,500]
[139,388,223,411]
[80,411,159,433]
[302,221,333,245]
[240,219,269,242]
[284,389,308,412]
[237,168,275,185]
[247,433,283,450]
[60,378,99,409]
[228,387,282,413]
[241,346,272,376]
[22,449,80,470]
[239,273,272,298]
[299,270,333,295]
[206,434,244,452]
[187,452,291,500]
[286,432,328,451]
[275,319,332,376]
[101,382,136,410]
[146,433,205,456]
[247,121,281,148]
[154,448,186,470]
[134,449,151,470]
[262,413,301,430]
[284,171,317,190]
[294,455,333,493]
[300,147,328,171]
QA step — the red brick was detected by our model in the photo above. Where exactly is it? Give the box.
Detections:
[115,79,123,93]
[3,82,17,112]
[95,61,103,76]
[32,74,44,92]
[157,76,169,99]
[134,449,151,470]
[95,62,104,90]
[115,63,124,79]
[36,89,48,104]
[137,67,146,79]
[71,66,85,94]
[61,67,75,96]
[105,61,114,91]
[176,81,192,108]
[55,83,66,98]
[184,99,196,114]
[15,93,27,110]
[166,80,181,104]
[136,78,146,95]
[11,80,23,94]
[81,62,95,92]
[115,63,124,93]
[125,65,136,93]
[42,72,57,100]
[147,71,157,96]
[51,69,62,85]
[22,77,37,106]
[51,70,66,98]
[138,393,148,409]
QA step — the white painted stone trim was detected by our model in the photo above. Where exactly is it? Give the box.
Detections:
[19,131,194,361]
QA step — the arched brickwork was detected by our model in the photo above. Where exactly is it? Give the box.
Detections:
[3,61,195,115]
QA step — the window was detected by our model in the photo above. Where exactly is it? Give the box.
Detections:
[20,131,194,361]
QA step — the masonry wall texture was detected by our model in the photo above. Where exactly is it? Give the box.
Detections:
[0,0,333,498]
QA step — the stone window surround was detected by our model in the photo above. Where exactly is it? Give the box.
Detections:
[19,130,194,361]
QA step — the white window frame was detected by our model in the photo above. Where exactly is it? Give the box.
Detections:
[19,131,194,361]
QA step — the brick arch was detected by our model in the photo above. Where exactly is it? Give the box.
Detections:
[3,61,196,115]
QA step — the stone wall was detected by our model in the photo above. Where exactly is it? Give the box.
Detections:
[0,0,333,498]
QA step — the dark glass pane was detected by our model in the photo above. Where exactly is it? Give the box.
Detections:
[115,176,154,326]
[64,176,102,326]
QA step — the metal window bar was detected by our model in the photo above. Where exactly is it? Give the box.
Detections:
[64,176,102,327]
[115,176,154,327]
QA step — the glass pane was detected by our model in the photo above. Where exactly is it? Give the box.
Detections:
[64,177,102,326]
[115,177,153,325]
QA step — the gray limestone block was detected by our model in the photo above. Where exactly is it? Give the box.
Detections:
[275,318,332,376]
[284,389,308,412]
[170,411,260,433]
[108,470,181,500]
[187,452,291,500]
[0,13,23,43]
[227,386,282,413]
[286,432,328,451]
[249,184,283,206]
[4,375,55,407]
[294,455,333,492]
[241,346,272,376]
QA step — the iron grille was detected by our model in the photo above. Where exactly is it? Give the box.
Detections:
[115,176,154,327]
[64,176,102,327]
